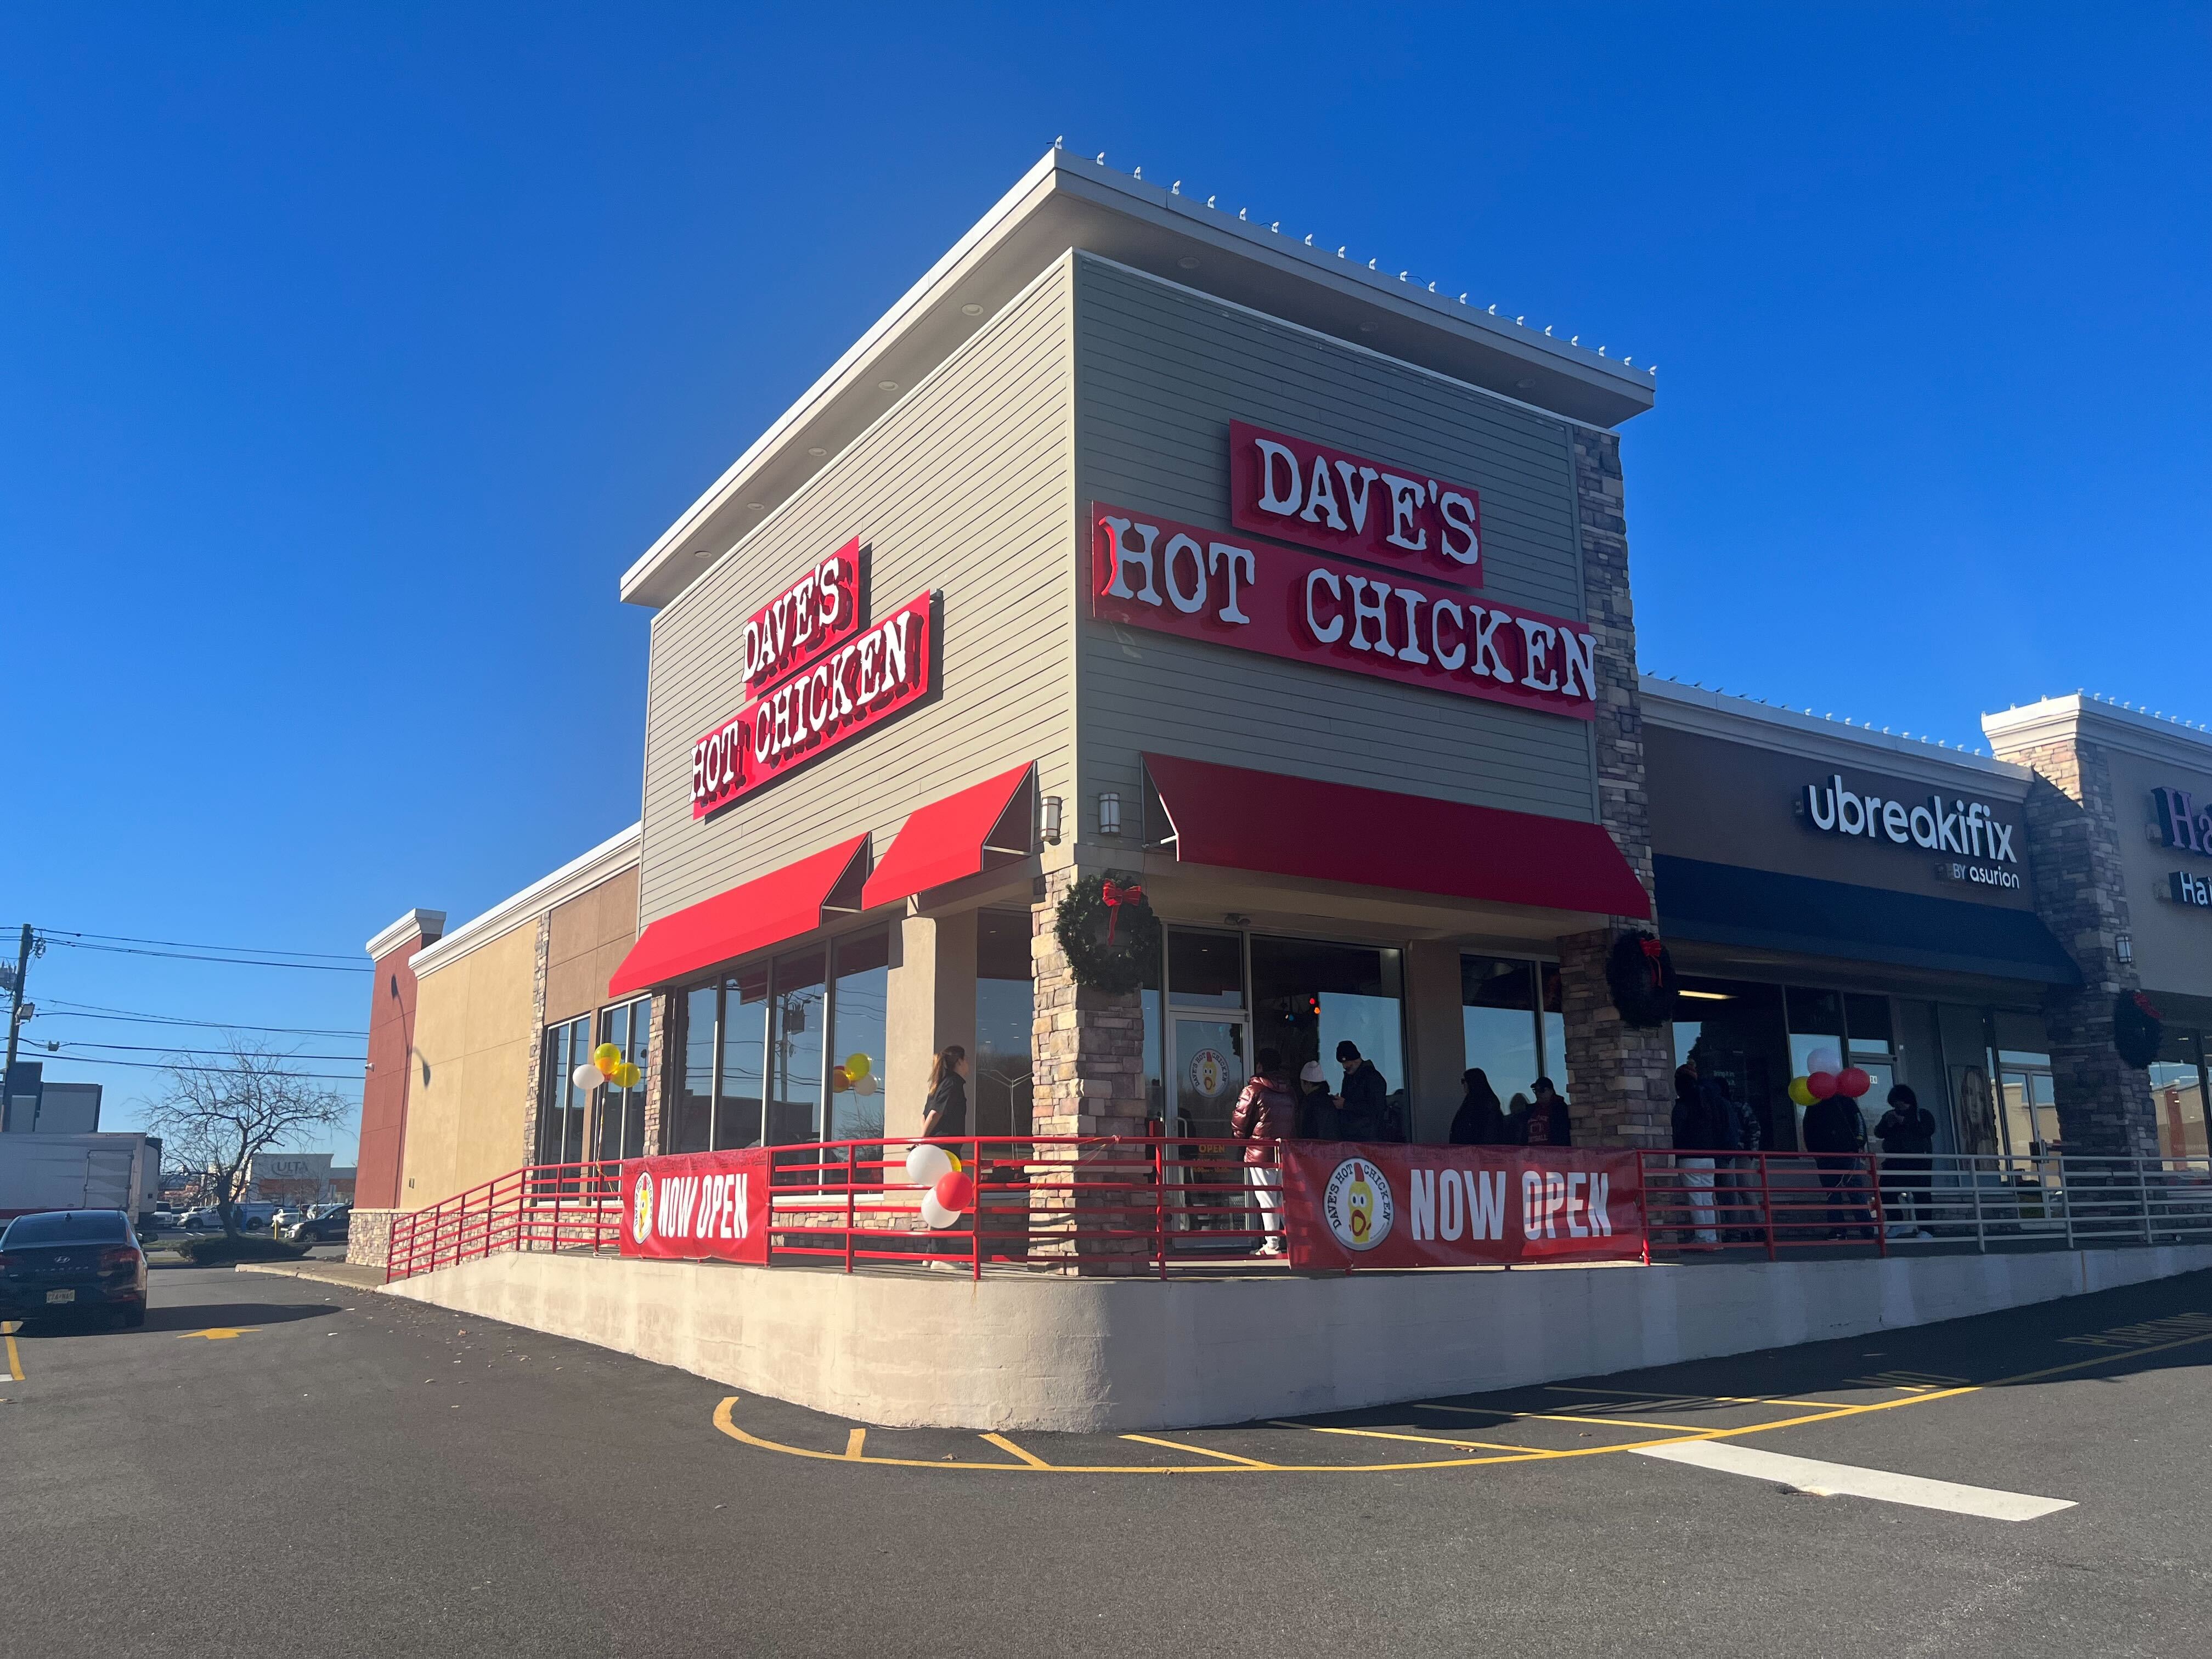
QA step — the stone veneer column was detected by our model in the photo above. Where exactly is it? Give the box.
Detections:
[1552,428,1672,1150]
[1999,735,2158,1159]
[642,988,676,1155]
[518,913,552,1167]
[1030,867,1151,1271]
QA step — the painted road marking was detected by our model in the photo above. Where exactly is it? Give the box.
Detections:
[1420,1401,1712,1432]
[1121,1435,1279,1468]
[979,1432,1051,1468]
[1545,1386,1859,1410]
[178,1328,250,1341]
[843,1429,867,1459]
[1633,1441,2075,1521]
[3,1322,20,1381]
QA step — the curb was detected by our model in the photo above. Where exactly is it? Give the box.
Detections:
[234,1261,391,1292]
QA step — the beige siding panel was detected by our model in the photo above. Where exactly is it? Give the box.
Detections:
[545,865,640,1024]
[1072,256,1596,822]
[640,260,1076,927]
[399,922,538,1205]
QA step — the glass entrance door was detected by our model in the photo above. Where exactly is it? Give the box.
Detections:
[1170,1015,1246,1238]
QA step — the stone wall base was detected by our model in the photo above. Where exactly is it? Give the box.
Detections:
[345,1208,397,1269]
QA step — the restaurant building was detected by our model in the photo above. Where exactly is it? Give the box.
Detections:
[347,150,2187,1257]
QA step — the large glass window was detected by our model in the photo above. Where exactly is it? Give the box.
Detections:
[1167,929,1244,1008]
[675,984,717,1154]
[535,1015,591,1167]
[1252,935,1405,1127]
[769,949,827,1147]
[717,968,768,1149]
[975,911,1034,1138]
[1670,979,1791,1151]
[2151,1029,2208,1162]
[1463,957,1540,1105]
[828,932,890,1159]
[596,998,651,1161]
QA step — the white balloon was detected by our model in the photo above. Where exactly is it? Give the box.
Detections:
[905,1143,954,1187]
[571,1063,602,1091]
[918,1192,960,1229]
[851,1071,877,1097]
[1806,1047,1842,1077]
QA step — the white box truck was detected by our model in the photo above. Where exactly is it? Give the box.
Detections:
[0,1132,161,1226]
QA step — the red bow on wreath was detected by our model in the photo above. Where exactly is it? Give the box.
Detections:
[1639,936,1666,990]
[2134,991,2164,1022]
[1101,878,1146,944]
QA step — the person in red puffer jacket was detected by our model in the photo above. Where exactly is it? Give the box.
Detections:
[1231,1047,1296,1257]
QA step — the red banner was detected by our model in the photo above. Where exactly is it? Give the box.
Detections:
[1280,1143,1644,1271]
[1091,503,1596,720]
[619,1148,771,1264]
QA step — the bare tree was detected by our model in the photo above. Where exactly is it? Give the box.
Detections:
[149,1040,349,1238]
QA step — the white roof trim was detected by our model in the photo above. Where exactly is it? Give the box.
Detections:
[409,823,642,979]
[1641,675,2032,789]
[364,909,444,961]
[1984,693,2212,770]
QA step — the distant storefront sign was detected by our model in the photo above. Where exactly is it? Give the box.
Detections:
[1801,772,2023,891]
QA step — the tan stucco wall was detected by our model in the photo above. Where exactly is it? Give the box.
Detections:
[399,922,539,1206]
[545,865,639,1024]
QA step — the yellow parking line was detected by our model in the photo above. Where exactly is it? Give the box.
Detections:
[1420,1401,1711,1433]
[1269,1420,1546,1455]
[979,1431,1052,1468]
[1546,1386,1860,1410]
[1123,1435,1279,1468]
[3,1323,20,1383]
[843,1429,866,1459]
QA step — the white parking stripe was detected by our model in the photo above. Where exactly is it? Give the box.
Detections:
[1633,1441,2075,1521]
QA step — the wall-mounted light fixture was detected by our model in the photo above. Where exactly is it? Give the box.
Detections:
[1097,792,1123,837]
[2116,933,2134,964]
[1041,796,1063,844]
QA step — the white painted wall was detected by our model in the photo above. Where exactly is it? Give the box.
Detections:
[380,1245,2212,1432]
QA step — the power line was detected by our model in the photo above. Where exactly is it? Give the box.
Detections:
[34,1039,365,1063]
[39,1001,366,1039]
[35,926,366,963]
[46,939,371,974]
[21,1053,365,1082]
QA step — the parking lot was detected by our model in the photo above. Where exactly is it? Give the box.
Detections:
[4,1257,2210,1657]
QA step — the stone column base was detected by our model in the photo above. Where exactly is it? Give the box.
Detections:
[345,1209,398,1270]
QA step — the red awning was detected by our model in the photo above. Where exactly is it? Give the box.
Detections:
[1142,753,1651,919]
[860,764,1035,911]
[607,836,870,998]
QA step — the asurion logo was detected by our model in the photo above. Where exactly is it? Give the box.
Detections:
[631,1170,656,1244]
[1322,1157,1395,1252]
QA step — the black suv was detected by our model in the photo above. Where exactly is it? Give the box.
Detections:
[0,1209,149,1326]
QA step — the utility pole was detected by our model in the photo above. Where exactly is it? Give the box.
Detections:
[3,923,39,1126]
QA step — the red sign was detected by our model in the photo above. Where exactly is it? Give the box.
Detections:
[619,1148,771,1264]
[1230,420,1482,582]
[742,540,864,691]
[1279,1143,1644,1271]
[692,588,934,816]
[1091,504,1596,720]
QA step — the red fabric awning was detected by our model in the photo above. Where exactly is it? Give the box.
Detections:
[860,764,1035,911]
[607,836,870,998]
[1142,753,1650,919]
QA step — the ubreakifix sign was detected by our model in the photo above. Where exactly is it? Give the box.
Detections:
[1801,773,2024,890]
[692,541,935,818]
[1092,504,1595,719]
[620,1148,770,1264]
[1279,1143,1644,1271]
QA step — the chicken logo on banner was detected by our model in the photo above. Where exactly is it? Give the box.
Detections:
[1322,1157,1395,1251]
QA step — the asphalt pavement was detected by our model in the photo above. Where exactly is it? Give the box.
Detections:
[4,1253,2210,1657]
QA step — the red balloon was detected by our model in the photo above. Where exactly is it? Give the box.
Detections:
[1836,1066,1872,1098]
[933,1171,976,1212]
[1807,1070,1838,1099]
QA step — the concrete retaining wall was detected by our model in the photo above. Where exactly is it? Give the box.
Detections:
[381,1246,2212,1432]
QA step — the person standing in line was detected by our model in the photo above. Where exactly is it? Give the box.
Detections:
[1449,1068,1506,1146]
[916,1046,970,1265]
[1524,1077,1573,1148]
[1708,1072,1762,1242]
[1296,1060,1338,1141]
[1335,1040,1385,1142]
[1671,1065,1722,1245]
[1231,1048,1296,1257]
[1503,1092,1533,1146]
[1875,1083,1939,1239]
[1802,1082,1872,1238]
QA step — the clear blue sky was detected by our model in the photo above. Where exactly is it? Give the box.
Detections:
[4,4,2206,1153]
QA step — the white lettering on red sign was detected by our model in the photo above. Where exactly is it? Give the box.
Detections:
[1230,420,1481,580]
[1092,504,1594,720]
[692,589,934,817]
[741,540,861,691]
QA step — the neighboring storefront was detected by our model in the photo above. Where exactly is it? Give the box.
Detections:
[1643,679,2078,1158]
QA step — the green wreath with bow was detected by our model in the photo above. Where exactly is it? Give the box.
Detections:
[1054,872,1162,996]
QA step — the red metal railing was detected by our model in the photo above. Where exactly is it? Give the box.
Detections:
[385,1161,622,1282]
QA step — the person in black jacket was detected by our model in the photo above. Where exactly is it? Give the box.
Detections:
[1335,1041,1385,1142]
[1875,1084,1938,1238]
[1671,1065,1722,1243]
[918,1045,969,1141]
[1449,1069,1506,1146]
[1802,1086,1872,1238]
[1523,1077,1573,1148]
[1296,1061,1338,1141]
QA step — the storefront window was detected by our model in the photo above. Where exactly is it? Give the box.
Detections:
[535,1014,591,1167]
[675,984,716,1154]
[1540,964,1569,1097]
[1462,957,1540,1108]
[828,932,890,1159]
[975,910,1034,1138]
[2149,1030,2208,1163]
[1253,937,1404,1110]
[718,968,768,1150]
[1939,1003,1999,1158]
[1671,979,1790,1152]
[595,998,651,1161]
[769,949,826,1148]
[1167,929,1244,1009]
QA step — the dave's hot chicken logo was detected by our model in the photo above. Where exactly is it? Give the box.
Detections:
[631,1170,656,1244]
[1322,1156,1395,1251]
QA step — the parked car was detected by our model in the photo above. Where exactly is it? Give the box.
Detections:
[269,1208,308,1234]
[285,1206,351,1244]
[179,1207,222,1231]
[149,1209,178,1229]
[0,1209,149,1327]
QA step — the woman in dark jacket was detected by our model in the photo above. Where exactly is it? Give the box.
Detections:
[919,1045,968,1140]
[1875,1083,1938,1238]
[1449,1068,1506,1146]
[1231,1048,1297,1256]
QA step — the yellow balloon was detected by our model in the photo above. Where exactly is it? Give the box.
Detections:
[614,1060,641,1090]
[945,1152,962,1174]
[844,1051,872,1082]
[1787,1076,1816,1108]
[593,1042,622,1076]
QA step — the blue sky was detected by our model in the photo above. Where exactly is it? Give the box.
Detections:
[4,4,2206,1152]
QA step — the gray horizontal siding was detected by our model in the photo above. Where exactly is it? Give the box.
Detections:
[640,260,1076,927]
[1073,255,1596,824]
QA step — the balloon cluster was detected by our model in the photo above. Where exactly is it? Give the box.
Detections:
[828,1051,877,1096]
[1786,1045,1871,1108]
[571,1040,641,1094]
[904,1142,976,1229]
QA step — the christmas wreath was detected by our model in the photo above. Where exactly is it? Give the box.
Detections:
[2114,990,2164,1069]
[1053,872,1161,996]
[1606,930,1678,1029]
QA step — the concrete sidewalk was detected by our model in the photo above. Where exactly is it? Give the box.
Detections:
[236,1260,388,1292]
